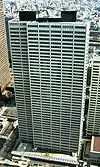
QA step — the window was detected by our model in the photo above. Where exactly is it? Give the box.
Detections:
[63,39,73,41]
[51,30,61,33]
[63,35,73,38]
[28,34,38,36]
[28,37,38,40]
[51,34,61,37]
[51,38,61,41]
[63,31,73,33]
[75,26,85,29]
[40,38,49,41]
[39,30,49,32]
[28,25,37,27]
[39,34,49,37]
[39,25,49,28]
[28,30,38,32]
[51,25,61,28]
[63,25,73,28]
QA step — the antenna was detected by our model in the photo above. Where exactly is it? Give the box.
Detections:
[35,0,39,18]
[61,0,64,10]
[19,0,20,11]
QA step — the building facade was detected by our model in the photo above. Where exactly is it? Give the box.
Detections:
[0,0,11,92]
[9,18,89,154]
[87,56,100,136]
[89,21,100,54]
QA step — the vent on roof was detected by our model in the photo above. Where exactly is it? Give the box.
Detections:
[19,11,36,21]
[61,11,77,22]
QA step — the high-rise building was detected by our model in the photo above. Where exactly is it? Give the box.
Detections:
[87,56,100,136]
[0,0,11,92]
[9,12,90,155]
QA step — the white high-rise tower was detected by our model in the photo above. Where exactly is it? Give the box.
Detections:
[9,11,90,155]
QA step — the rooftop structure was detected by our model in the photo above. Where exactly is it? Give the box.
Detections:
[19,11,77,22]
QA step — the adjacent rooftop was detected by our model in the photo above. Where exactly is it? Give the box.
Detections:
[91,136,100,153]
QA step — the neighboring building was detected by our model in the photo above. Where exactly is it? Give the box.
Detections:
[84,136,100,165]
[5,17,13,67]
[9,11,90,155]
[87,56,100,136]
[89,22,100,54]
[0,0,11,92]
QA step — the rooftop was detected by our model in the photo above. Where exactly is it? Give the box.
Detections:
[93,56,100,62]
[2,107,17,119]
[91,136,100,153]
[19,11,77,22]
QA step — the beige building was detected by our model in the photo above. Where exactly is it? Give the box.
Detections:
[0,0,11,92]
[87,56,100,136]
